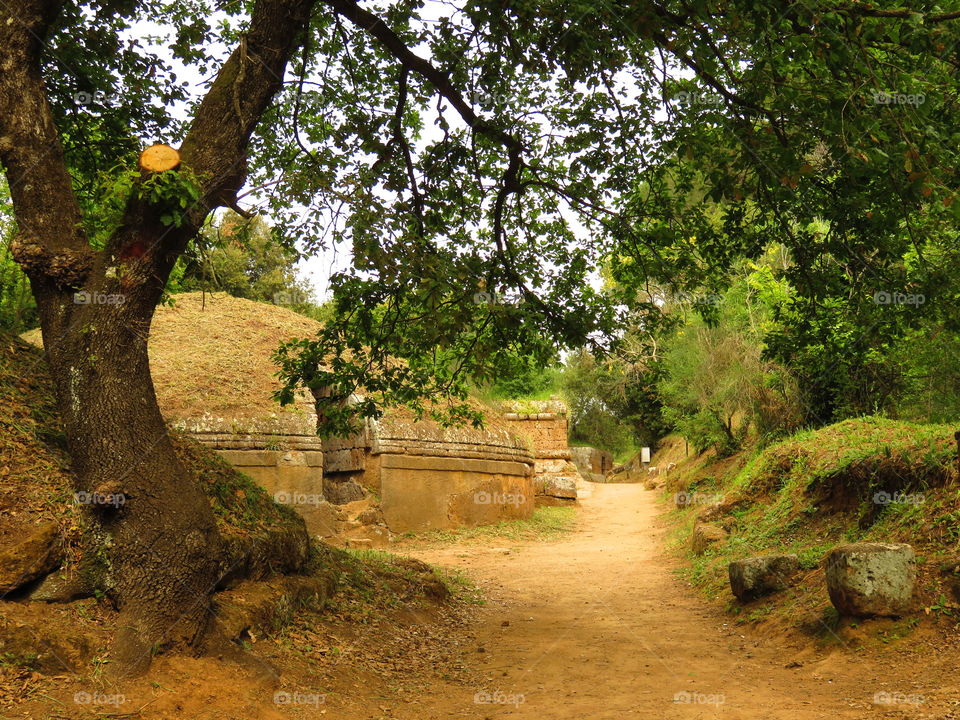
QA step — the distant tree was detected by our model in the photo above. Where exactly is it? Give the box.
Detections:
[482,354,560,400]
[562,337,669,456]
[659,273,803,455]
[177,211,317,309]
[608,5,960,425]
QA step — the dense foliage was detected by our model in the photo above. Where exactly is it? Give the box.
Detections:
[172,211,326,320]
[6,0,960,443]
[0,182,37,334]
[608,3,960,430]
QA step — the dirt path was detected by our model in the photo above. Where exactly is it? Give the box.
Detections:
[10,480,940,719]
[396,482,906,720]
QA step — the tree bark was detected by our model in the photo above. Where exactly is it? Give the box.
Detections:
[38,286,226,676]
[0,0,320,677]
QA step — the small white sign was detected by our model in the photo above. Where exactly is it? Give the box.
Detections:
[641,447,651,463]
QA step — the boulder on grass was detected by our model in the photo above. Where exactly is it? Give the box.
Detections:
[825,543,915,617]
[698,493,746,522]
[691,522,728,555]
[728,554,800,602]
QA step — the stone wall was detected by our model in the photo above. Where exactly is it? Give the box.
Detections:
[178,409,537,535]
[379,454,533,532]
[501,401,578,502]
[570,446,614,477]
[173,412,335,535]
[502,404,569,453]
[321,417,536,533]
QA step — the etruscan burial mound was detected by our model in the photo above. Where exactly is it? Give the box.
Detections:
[26,292,537,536]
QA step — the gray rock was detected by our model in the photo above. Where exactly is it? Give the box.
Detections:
[728,554,800,602]
[569,446,614,476]
[324,478,367,505]
[825,543,915,617]
[357,506,385,526]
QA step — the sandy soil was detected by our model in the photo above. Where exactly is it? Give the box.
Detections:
[396,482,945,720]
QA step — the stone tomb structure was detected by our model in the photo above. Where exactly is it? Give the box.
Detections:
[177,410,537,536]
[501,401,580,502]
[322,416,535,533]
[115,293,535,538]
[569,446,614,483]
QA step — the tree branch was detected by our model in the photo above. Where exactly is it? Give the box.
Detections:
[177,0,319,233]
[847,7,960,23]
[0,0,94,283]
[322,0,523,155]
[323,0,542,312]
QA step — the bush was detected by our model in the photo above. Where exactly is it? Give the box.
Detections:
[658,269,803,455]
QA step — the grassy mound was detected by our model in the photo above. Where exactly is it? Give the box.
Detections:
[0,331,461,693]
[173,433,303,533]
[20,292,321,422]
[661,418,960,632]
[733,418,955,513]
[0,334,78,547]
[0,331,305,573]
[399,506,577,546]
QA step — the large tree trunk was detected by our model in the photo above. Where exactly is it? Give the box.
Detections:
[35,280,227,676]
[0,0,320,678]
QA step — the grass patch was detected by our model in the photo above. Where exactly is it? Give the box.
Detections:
[314,545,473,622]
[0,335,75,528]
[432,566,486,605]
[403,506,577,545]
[663,417,960,625]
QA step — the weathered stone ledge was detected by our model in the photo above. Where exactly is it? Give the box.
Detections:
[182,432,325,452]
